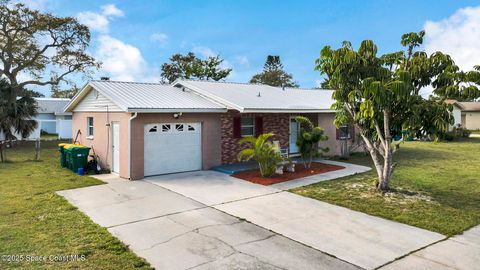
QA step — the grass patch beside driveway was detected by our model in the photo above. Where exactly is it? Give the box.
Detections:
[291,138,480,236]
[0,141,151,269]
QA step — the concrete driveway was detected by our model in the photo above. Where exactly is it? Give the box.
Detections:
[145,171,445,269]
[58,179,358,270]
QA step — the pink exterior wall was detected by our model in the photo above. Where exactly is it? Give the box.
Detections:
[72,112,131,178]
[130,113,222,180]
[317,113,363,156]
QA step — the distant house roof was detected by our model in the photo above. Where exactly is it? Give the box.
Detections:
[174,80,335,113]
[459,102,480,112]
[65,79,336,113]
[35,98,72,115]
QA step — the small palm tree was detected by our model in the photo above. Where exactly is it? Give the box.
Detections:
[237,133,284,177]
[0,79,38,162]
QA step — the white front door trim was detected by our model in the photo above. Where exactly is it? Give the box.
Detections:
[289,117,300,154]
[112,122,120,173]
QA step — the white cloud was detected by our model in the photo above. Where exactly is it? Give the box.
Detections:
[150,33,168,46]
[77,11,110,33]
[77,4,124,33]
[101,4,124,17]
[192,46,216,58]
[424,6,480,71]
[95,35,157,82]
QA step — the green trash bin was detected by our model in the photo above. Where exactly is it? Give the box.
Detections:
[58,143,67,167]
[63,145,90,173]
[69,147,91,173]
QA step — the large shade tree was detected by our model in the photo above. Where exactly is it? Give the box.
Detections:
[315,31,473,191]
[0,2,98,140]
[250,55,299,87]
[160,52,232,83]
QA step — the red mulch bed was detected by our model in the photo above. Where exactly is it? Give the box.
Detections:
[232,162,345,186]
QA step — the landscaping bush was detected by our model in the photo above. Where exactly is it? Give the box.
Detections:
[237,133,284,177]
[295,116,329,168]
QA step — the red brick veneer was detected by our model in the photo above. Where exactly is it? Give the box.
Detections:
[220,111,318,164]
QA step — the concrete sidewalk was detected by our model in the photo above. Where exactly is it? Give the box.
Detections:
[380,225,480,270]
[146,170,445,269]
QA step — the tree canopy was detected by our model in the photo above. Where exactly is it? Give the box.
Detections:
[160,52,232,83]
[50,85,80,99]
[0,2,98,144]
[250,55,299,87]
[0,2,98,99]
[315,31,470,191]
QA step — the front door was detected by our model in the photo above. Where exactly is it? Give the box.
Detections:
[112,122,120,173]
[289,118,300,154]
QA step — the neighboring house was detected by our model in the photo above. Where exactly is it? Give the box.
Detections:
[444,100,464,130]
[459,102,480,130]
[445,100,480,130]
[64,80,360,180]
[0,98,72,140]
[35,98,73,139]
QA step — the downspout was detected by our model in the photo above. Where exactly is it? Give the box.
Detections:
[128,112,138,180]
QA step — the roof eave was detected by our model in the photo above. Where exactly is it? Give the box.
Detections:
[127,108,228,113]
[241,109,335,113]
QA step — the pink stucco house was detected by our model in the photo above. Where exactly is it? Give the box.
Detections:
[64,80,358,180]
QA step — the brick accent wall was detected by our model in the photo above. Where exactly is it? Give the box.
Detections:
[220,111,318,164]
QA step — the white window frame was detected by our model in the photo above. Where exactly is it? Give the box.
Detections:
[240,117,255,137]
[87,117,94,139]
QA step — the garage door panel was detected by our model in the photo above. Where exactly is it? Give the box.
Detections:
[144,123,202,176]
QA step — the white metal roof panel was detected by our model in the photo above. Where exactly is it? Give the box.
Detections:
[66,80,227,112]
[175,80,335,112]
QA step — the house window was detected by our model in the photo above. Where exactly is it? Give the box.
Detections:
[161,124,171,132]
[241,117,255,137]
[149,125,158,132]
[87,117,94,137]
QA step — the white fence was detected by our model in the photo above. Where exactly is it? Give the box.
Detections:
[0,119,72,140]
[56,119,72,139]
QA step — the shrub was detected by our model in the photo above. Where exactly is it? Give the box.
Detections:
[295,116,329,168]
[237,133,284,177]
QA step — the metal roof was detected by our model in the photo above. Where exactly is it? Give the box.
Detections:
[65,80,336,113]
[65,80,227,112]
[174,80,335,113]
[35,98,72,115]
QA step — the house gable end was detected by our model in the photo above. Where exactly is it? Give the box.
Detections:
[72,87,124,112]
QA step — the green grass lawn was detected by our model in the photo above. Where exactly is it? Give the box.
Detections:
[40,133,59,140]
[291,138,480,236]
[0,141,152,269]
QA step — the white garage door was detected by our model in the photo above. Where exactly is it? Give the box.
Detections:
[144,123,202,176]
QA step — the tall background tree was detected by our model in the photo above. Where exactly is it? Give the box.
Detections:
[160,52,232,83]
[0,2,98,142]
[250,55,299,87]
[315,31,473,191]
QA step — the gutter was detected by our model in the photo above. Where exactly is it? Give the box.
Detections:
[127,112,138,180]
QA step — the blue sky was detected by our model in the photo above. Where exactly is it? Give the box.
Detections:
[25,0,480,96]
